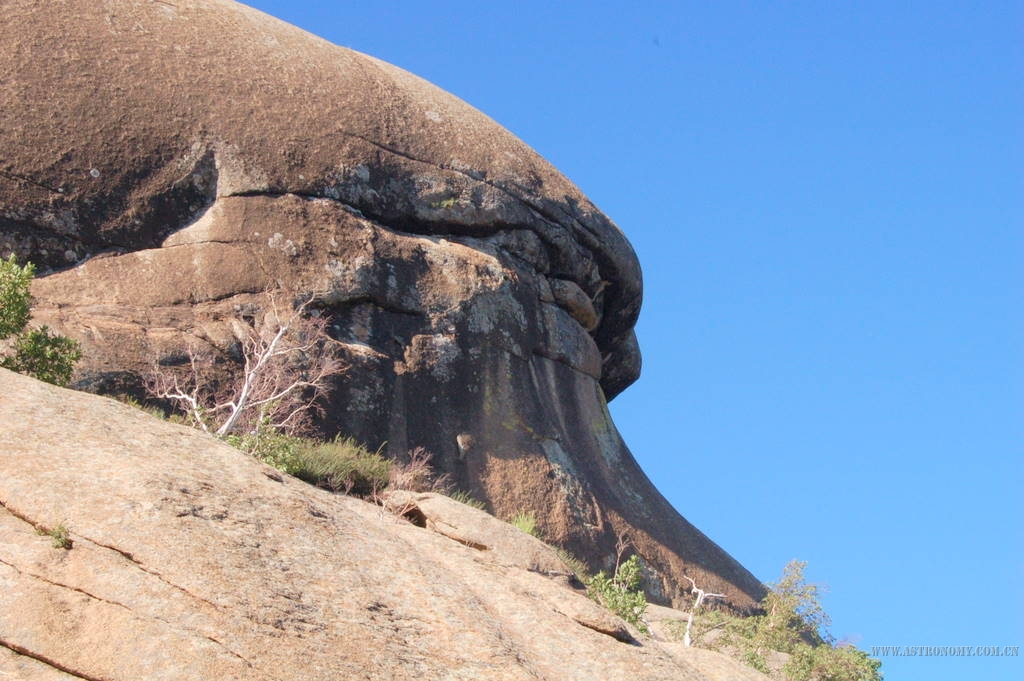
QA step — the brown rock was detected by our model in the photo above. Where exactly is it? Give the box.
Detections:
[1,0,762,608]
[381,490,570,574]
[0,368,772,680]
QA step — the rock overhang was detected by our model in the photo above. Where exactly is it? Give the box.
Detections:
[0,0,641,398]
[1,0,765,609]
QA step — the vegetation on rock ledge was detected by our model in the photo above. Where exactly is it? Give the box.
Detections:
[679,560,883,681]
[0,255,81,386]
[587,553,649,633]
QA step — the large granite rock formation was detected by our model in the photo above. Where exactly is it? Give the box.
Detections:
[0,368,774,680]
[0,0,762,608]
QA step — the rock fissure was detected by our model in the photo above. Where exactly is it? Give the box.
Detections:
[0,638,109,681]
[0,167,64,195]
[0,558,132,613]
[563,614,638,645]
[0,498,48,534]
[224,187,591,299]
[531,347,601,380]
[74,534,224,613]
[159,238,239,248]
[337,128,604,266]
[317,294,422,319]
[424,522,491,552]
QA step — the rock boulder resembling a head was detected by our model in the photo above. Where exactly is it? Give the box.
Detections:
[0,0,762,608]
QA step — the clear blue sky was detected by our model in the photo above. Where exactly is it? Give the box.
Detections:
[245,2,1022,679]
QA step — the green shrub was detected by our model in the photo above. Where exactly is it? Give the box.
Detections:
[0,254,33,337]
[509,510,541,538]
[1,326,81,386]
[226,429,306,473]
[586,554,648,633]
[785,641,883,681]
[291,437,391,496]
[0,255,80,386]
[229,431,391,496]
[684,561,882,681]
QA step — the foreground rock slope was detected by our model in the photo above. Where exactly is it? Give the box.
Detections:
[1,0,761,606]
[0,369,770,681]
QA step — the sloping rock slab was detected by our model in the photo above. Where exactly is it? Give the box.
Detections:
[0,369,770,681]
[382,490,636,643]
[382,490,569,574]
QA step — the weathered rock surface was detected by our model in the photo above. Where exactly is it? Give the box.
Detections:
[0,0,762,607]
[0,369,770,680]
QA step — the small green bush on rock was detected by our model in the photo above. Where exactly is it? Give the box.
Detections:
[509,510,541,538]
[0,255,80,386]
[291,437,391,496]
[587,554,648,633]
[0,254,33,337]
[229,431,391,496]
[682,560,882,681]
[37,522,72,549]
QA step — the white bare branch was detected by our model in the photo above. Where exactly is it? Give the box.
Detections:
[148,293,345,439]
[682,574,727,647]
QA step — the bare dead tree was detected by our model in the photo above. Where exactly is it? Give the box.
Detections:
[613,531,632,574]
[148,295,344,438]
[681,574,727,647]
[147,347,218,433]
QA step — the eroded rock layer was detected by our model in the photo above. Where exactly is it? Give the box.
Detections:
[1,0,762,607]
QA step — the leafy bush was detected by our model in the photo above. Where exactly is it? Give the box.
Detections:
[586,554,648,632]
[0,254,33,337]
[0,255,80,385]
[2,327,81,386]
[684,561,882,681]
[226,429,307,474]
[786,642,883,681]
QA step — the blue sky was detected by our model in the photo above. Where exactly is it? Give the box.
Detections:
[245,2,1021,678]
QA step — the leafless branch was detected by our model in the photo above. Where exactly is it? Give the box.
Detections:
[613,531,632,575]
[681,574,728,647]
[147,293,345,438]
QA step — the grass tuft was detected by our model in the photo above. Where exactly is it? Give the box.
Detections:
[37,522,72,549]
[447,489,487,510]
[508,510,541,538]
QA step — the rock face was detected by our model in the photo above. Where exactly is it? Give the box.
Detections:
[0,0,762,607]
[0,369,775,680]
